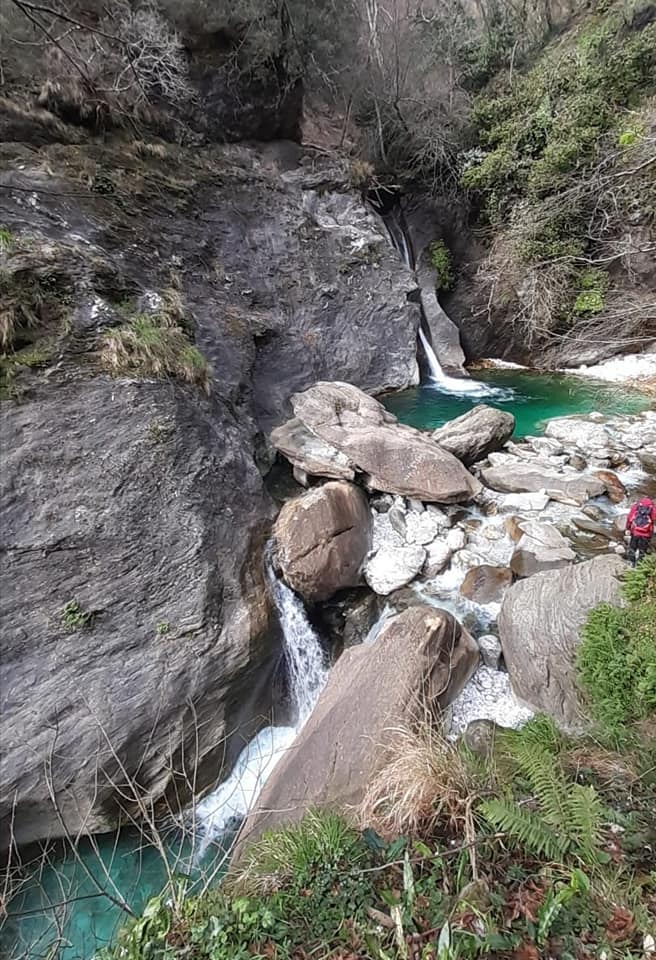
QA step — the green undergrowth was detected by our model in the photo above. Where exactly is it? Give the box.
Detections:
[0,266,73,399]
[100,311,210,393]
[428,240,455,291]
[463,2,656,221]
[578,556,656,735]
[97,708,655,960]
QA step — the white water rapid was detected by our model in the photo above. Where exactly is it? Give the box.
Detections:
[194,564,327,857]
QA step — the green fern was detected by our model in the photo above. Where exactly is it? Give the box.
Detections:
[480,798,567,860]
[482,731,604,864]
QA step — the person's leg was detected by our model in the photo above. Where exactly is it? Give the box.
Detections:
[628,535,636,564]
[633,536,650,565]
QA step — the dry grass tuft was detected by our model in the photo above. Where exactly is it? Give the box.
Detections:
[359,717,482,841]
[100,315,210,393]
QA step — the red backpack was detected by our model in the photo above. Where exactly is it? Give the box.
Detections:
[632,502,654,538]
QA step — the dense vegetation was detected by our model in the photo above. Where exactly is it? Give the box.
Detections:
[98,561,656,960]
[460,0,656,351]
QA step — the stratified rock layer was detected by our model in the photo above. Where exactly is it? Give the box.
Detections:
[498,555,626,729]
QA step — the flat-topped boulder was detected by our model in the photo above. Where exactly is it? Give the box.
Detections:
[234,606,479,850]
[498,556,626,729]
[481,463,605,505]
[273,481,372,602]
[432,405,515,466]
[271,382,481,503]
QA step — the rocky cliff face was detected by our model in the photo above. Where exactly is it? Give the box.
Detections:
[0,137,419,847]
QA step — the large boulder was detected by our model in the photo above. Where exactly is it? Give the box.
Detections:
[235,606,479,846]
[272,382,482,503]
[273,481,372,602]
[481,464,605,505]
[0,380,281,849]
[432,405,515,467]
[498,555,626,729]
[510,521,576,577]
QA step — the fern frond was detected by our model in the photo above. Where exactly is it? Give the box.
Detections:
[566,783,604,861]
[480,798,568,861]
[511,742,572,833]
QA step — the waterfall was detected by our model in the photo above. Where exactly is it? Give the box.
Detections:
[374,197,513,400]
[266,567,328,727]
[418,326,445,382]
[194,564,327,857]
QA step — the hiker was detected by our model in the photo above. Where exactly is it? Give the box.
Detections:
[625,496,656,565]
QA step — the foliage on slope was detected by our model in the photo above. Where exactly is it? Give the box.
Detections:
[459,0,656,357]
[578,555,656,734]
[98,556,656,960]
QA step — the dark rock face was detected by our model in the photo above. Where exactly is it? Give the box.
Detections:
[432,404,515,466]
[498,555,626,729]
[0,379,281,847]
[0,142,421,847]
[235,605,479,849]
[273,481,372,602]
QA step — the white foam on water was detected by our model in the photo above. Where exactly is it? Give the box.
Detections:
[194,725,297,858]
[418,328,512,399]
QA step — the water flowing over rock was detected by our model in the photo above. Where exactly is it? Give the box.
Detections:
[271,382,481,502]
[510,521,576,577]
[432,405,515,466]
[273,482,372,602]
[498,555,626,729]
[234,605,478,849]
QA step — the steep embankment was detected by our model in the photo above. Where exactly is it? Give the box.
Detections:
[404,1,656,368]
[0,139,420,849]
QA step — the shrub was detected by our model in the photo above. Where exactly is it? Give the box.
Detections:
[428,240,455,291]
[100,314,210,392]
[577,556,656,733]
[60,599,92,631]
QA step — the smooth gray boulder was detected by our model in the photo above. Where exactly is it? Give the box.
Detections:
[235,606,479,851]
[432,405,515,467]
[510,520,576,577]
[498,555,626,729]
[273,481,372,602]
[272,382,482,503]
[481,464,605,505]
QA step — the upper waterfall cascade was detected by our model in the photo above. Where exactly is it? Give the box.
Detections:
[380,203,511,400]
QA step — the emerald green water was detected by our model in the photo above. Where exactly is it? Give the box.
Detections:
[383,369,651,436]
[2,830,227,960]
